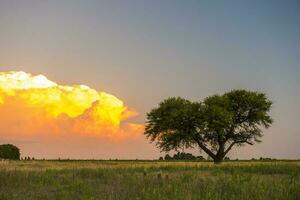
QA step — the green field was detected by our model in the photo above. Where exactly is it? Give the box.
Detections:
[0,160,299,200]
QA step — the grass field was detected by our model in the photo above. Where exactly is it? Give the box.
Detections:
[0,160,299,200]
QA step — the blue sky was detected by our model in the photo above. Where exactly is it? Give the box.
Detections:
[0,0,299,159]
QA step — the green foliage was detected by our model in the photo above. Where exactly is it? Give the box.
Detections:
[145,90,273,163]
[0,144,20,160]
[145,97,201,151]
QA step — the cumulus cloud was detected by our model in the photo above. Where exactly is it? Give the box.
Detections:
[0,71,143,140]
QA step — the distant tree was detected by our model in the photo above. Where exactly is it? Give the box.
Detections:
[224,156,230,161]
[164,154,172,160]
[173,152,181,160]
[196,155,205,160]
[145,90,273,163]
[259,157,272,161]
[163,152,205,161]
[0,144,20,160]
[158,156,164,160]
[173,152,196,160]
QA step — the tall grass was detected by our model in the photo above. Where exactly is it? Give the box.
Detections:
[0,160,299,200]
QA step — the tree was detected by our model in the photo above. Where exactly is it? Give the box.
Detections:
[0,144,20,160]
[224,156,230,161]
[145,90,273,163]
[196,155,205,160]
[164,154,172,160]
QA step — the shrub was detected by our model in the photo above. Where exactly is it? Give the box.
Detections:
[0,144,20,160]
[163,152,206,161]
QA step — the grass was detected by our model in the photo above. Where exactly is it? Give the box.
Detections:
[0,160,299,200]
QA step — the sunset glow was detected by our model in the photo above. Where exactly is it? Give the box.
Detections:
[0,71,140,138]
[0,0,299,161]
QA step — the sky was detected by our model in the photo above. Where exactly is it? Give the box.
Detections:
[0,0,299,159]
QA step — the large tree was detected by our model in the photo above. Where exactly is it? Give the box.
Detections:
[145,90,273,163]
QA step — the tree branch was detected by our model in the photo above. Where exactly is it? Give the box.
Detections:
[194,138,216,159]
[224,140,253,156]
[245,141,254,145]
[224,142,236,156]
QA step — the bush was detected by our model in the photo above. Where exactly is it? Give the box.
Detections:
[0,144,20,160]
[163,152,206,161]
[164,154,172,160]
[224,156,230,160]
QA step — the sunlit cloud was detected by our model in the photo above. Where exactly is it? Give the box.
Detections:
[0,71,142,140]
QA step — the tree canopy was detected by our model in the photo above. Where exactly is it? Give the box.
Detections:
[145,90,273,163]
[0,144,20,160]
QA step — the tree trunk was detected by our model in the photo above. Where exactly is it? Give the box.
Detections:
[214,142,225,164]
[196,139,228,164]
[213,155,224,164]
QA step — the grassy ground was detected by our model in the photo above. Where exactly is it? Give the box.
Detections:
[0,160,299,200]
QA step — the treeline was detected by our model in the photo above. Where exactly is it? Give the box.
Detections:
[158,154,282,161]
[22,156,35,160]
[159,152,210,161]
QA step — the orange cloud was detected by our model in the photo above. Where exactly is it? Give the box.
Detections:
[0,71,142,140]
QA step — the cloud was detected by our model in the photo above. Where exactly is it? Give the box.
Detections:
[0,71,143,140]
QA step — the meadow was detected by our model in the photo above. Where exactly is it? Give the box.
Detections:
[0,160,299,200]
